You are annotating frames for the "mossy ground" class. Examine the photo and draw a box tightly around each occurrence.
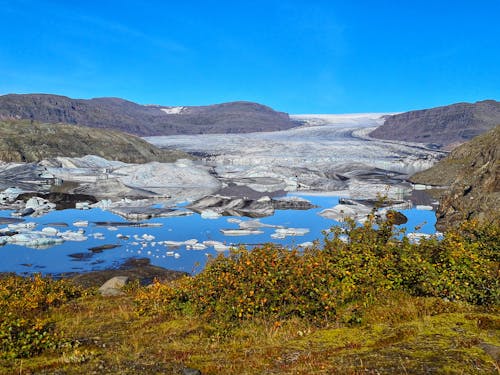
[1,291,498,374]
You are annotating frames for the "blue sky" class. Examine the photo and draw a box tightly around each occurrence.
[0,0,499,113]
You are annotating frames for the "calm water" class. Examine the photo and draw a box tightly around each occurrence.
[0,194,436,276]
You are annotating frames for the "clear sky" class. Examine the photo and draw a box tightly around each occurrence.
[1,0,499,114]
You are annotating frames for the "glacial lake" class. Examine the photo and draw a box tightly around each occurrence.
[0,194,437,276]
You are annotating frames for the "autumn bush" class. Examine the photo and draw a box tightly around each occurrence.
[135,217,499,326]
[0,274,85,359]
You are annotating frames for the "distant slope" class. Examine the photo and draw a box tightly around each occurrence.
[369,100,500,148]
[411,125,499,230]
[0,94,296,136]
[0,120,192,163]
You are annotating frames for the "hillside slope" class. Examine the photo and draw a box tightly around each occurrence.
[0,94,296,136]
[370,100,500,148]
[0,120,191,163]
[411,125,499,230]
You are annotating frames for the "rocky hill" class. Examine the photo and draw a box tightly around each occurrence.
[0,94,296,136]
[0,120,191,163]
[370,100,500,148]
[411,125,499,230]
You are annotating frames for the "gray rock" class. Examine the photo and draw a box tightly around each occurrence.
[98,276,129,296]
[182,368,202,375]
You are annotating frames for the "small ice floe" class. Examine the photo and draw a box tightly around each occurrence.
[116,233,129,240]
[271,228,309,239]
[41,227,58,236]
[298,241,314,248]
[92,232,106,240]
[73,220,89,227]
[107,226,118,231]
[319,203,371,222]
[131,241,139,246]
[8,222,37,231]
[413,184,432,190]
[25,197,56,215]
[213,243,230,252]
[164,240,184,247]
[92,199,113,209]
[220,229,264,236]
[190,243,207,250]
[200,209,221,219]
[202,240,220,246]
[6,233,63,248]
[142,234,155,241]
[58,230,88,242]
[238,219,283,230]
[166,251,175,256]
[416,205,433,210]
[75,202,90,210]
[174,252,181,259]
[407,233,432,243]
[184,239,198,246]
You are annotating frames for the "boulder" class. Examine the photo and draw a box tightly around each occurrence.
[98,276,129,296]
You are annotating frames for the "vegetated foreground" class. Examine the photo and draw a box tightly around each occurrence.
[0,216,498,374]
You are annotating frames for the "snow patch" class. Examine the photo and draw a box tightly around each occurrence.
[161,106,185,114]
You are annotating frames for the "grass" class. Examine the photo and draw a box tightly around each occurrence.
[0,293,498,374]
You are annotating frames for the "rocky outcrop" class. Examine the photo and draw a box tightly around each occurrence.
[411,126,499,230]
[0,119,191,163]
[0,94,297,136]
[369,100,500,148]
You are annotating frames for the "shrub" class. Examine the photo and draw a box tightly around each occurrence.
[0,274,85,359]
[135,218,499,326]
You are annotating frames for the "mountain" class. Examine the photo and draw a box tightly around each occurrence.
[411,125,499,230]
[369,100,500,148]
[0,94,296,136]
[0,119,191,163]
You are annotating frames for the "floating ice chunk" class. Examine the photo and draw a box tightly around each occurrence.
[8,222,37,231]
[75,202,90,210]
[58,230,88,242]
[407,233,432,243]
[298,241,314,248]
[220,229,264,236]
[41,227,58,236]
[73,220,89,227]
[213,243,230,252]
[184,239,198,246]
[166,251,175,256]
[164,240,184,247]
[92,199,113,209]
[26,197,56,212]
[174,253,181,259]
[107,226,118,231]
[93,232,105,239]
[190,243,207,250]
[273,228,309,237]
[142,234,155,241]
[200,209,221,219]
[415,205,433,210]
[6,233,64,248]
